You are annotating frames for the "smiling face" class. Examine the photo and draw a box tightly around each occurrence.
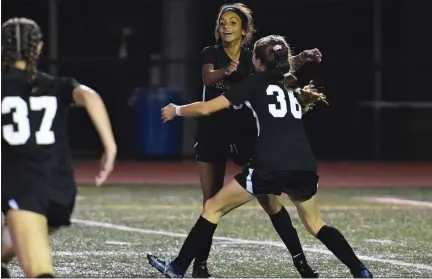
[217,11,245,44]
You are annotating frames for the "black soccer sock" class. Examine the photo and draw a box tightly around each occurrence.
[316,225,363,270]
[35,273,54,278]
[172,216,217,272]
[194,236,213,267]
[269,206,305,261]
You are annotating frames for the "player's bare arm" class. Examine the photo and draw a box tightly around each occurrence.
[161,96,231,122]
[202,62,238,86]
[72,85,117,186]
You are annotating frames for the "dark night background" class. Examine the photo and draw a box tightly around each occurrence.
[3,0,432,161]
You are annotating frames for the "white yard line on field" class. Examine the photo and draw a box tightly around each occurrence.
[360,197,432,208]
[72,218,432,271]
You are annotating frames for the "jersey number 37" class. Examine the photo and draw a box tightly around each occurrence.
[266,85,302,119]
[2,96,57,145]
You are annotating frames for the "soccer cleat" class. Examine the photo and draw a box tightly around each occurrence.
[192,261,212,278]
[146,253,185,278]
[293,259,319,278]
[1,262,10,278]
[351,264,373,278]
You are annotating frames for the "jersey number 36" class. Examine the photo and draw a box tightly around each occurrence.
[266,85,302,119]
[2,96,57,145]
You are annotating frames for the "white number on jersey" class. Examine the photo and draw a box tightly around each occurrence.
[266,85,302,119]
[2,96,57,145]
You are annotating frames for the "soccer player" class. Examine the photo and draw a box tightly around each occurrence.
[1,18,117,278]
[193,3,322,277]
[147,34,373,278]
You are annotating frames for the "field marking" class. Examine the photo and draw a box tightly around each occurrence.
[216,241,252,246]
[364,239,393,245]
[72,218,432,271]
[361,197,432,208]
[105,240,132,246]
[53,251,140,256]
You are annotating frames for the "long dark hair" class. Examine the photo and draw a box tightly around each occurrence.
[253,35,296,88]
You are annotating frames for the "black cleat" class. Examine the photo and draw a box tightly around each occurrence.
[1,262,10,278]
[294,259,319,278]
[146,253,185,278]
[192,261,212,278]
[351,264,373,278]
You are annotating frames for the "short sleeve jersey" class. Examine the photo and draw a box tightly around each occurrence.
[1,69,74,166]
[201,45,253,101]
[224,71,317,171]
[197,45,254,143]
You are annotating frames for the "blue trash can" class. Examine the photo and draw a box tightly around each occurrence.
[133,87,183,159]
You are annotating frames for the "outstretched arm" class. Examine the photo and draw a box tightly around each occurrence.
[161,95,231,122]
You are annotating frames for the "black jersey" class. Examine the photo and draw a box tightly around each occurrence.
[34,72,79,204]
[197,45,254,143]
[201,45,253,101]
[1,69,73,164]
[1,69,73,204]
[224,71,317,172]
[35,72,78,175]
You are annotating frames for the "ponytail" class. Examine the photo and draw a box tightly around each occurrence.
[254,35,296,87]
[272,44,296,88]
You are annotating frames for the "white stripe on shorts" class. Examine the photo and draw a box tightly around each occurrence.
[246,168,254,193]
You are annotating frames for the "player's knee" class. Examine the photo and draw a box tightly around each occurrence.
[260,198,283,215]
[202,198,224,223]
[201,189,212,206]
[264,199,282,215]
[302,217,325,236]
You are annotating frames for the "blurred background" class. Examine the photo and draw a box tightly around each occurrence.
[3,2,432,277]
[3,0,432,162]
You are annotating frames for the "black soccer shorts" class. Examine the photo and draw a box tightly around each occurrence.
[1,198,74,228]
[46,199,75,227]
[194,140,255,166]
[2,170,76,227]
[235,167,319,202]
[1,195,49,216]
[48,173,77,227]
[2,165,51,216]
[229,141,254,166]
[194,140,231,164]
